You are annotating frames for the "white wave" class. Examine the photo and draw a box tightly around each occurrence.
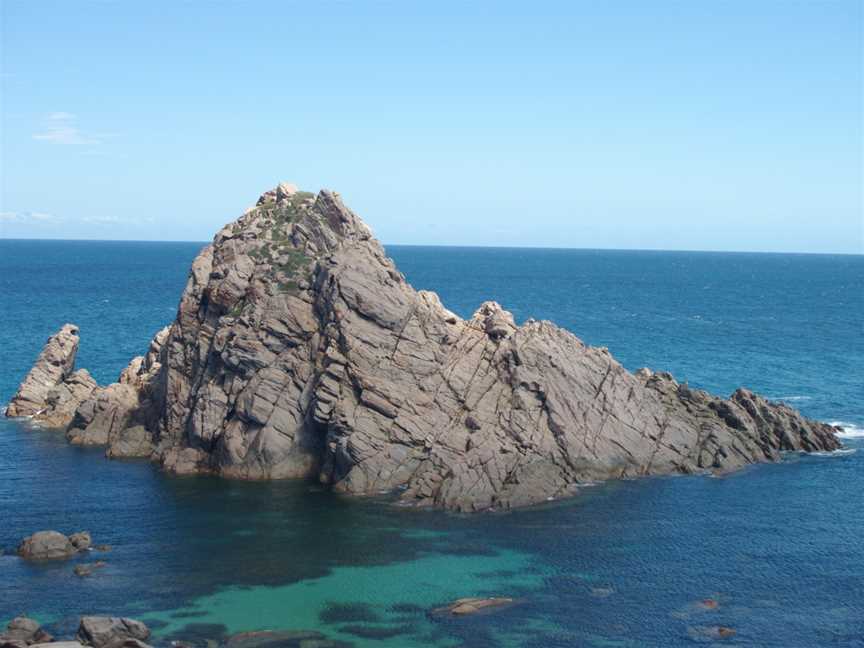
[772,395,812,402]
[830,421,864,439]
[810,448,857,457]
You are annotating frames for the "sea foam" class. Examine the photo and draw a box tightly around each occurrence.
[830,421,864,439]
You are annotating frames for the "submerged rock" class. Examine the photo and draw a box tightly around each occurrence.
[223,631,326,648]
[433,597,516,616]
[74,560,108,577]
[687,625,737,641]
[6,183,844,511]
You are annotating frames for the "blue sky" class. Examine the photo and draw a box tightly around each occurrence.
[1,1,861,252]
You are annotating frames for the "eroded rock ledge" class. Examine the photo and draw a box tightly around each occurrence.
[6,182,842,511]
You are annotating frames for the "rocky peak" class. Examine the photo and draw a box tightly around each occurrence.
[472,301,517,341]
[6,183,844,512]
[7,323,83,417]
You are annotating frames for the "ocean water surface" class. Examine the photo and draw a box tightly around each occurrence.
[1,240,862,647]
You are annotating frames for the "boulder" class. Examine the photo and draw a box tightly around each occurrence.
[0,617,52,647]
[67,383,140,446]
[17,530,77,560]
[76,617,150,648]
[0,618,38,645]
[70,531,92,551]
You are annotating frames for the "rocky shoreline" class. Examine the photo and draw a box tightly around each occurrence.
[0,616,358,648]
[6,182,843,511]
[1,587,521,648]
[1,615,150,648]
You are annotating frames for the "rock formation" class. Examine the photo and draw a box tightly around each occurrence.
[0,617,53,648]
[0,616,151,648]
[6,324,96,425]
[6,183,843,511]
[76,618,150,648]
[17,530,91,561]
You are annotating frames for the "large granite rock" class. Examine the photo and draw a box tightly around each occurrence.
[6,324,92,422]
[6,183,843,511]
[17,530,86,560]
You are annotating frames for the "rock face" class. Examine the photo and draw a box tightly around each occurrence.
[6,183,843,511]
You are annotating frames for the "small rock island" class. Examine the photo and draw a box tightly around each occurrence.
[7,183,842,511]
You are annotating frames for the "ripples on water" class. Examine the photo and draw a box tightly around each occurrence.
[1,241,862,647]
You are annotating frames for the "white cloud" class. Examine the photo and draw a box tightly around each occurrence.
[33,112,101,145]
[0,211,64,225]
[2,209,150,229]
[82,215,120,225]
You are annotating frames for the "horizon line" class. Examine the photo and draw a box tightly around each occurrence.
[0,236,861,257]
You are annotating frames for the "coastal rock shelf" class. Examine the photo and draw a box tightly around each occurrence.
[7,183,842,511]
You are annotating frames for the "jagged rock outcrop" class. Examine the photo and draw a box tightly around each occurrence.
[65,326,169,455]
[6,183,843,511]
[6,324,95,423]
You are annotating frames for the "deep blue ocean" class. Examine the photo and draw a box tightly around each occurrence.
[1,240,862,647]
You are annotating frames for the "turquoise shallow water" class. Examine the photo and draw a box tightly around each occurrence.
[1,240,862,647]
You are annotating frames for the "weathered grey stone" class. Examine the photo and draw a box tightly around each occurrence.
[67,382,140,446]
[8,183,843,511]
[6,324,90,421]
[76,617,149,648]
[17,530,77,560]
[40,369,99,428]
[0,617,49,646]
[70,530,92,550]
